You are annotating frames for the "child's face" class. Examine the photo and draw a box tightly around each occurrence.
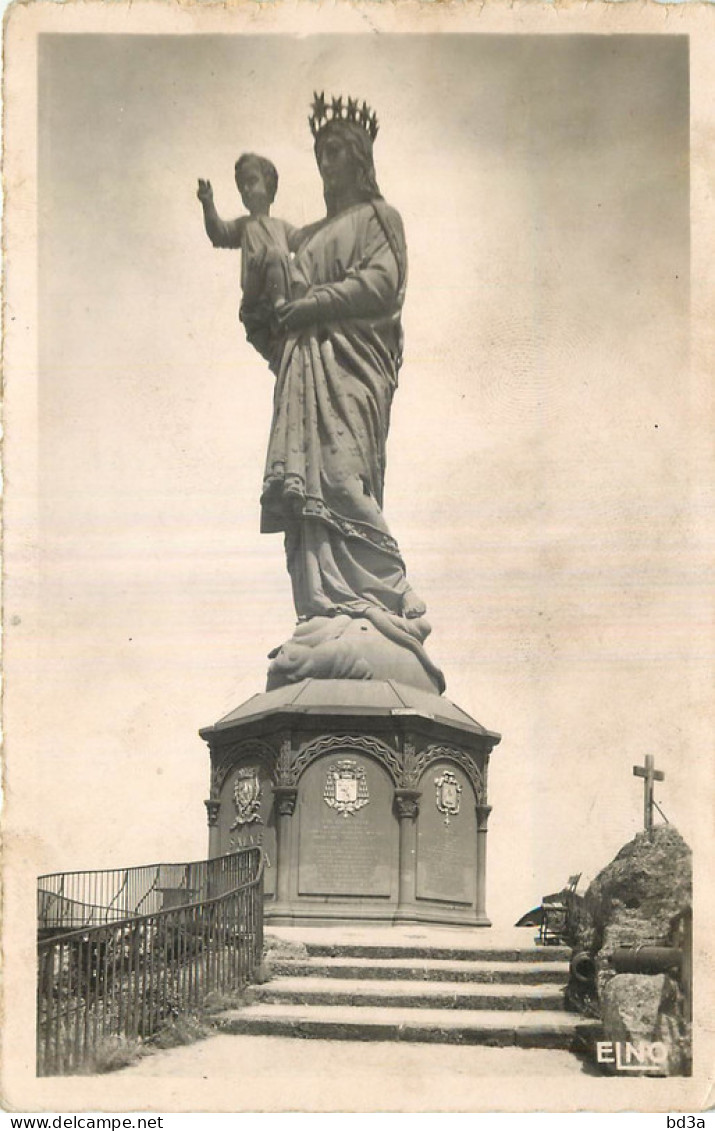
[236,161,271,215]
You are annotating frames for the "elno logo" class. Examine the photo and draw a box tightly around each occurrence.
[596,1040,668,1072]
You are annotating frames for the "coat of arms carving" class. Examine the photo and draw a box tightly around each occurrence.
[229,765,262,830]
[323,759,369,817]
[435,769,462,826]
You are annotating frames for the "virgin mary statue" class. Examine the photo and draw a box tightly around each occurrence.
[256,96,443,692]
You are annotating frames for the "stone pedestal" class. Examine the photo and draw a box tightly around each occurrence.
[200,679,500,927]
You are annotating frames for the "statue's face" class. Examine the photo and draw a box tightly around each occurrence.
[317,134,356,197]
[236,161,270,215]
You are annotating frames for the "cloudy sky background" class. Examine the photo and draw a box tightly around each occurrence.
[32,32,695,922]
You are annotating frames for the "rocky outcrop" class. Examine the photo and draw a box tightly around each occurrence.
[576,827,691,970]
[568,826,691,1075]
[601,973,689,1076]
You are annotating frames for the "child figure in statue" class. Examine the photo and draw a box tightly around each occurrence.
[197,153,304,363]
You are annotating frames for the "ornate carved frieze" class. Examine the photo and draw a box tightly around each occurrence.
[289,733,401,786]
[402,741,420,789]
[275,737,294,788]
[403,742,485,802]
[210,738,277,797]
[481,753,490,798]
[209,732,486,809]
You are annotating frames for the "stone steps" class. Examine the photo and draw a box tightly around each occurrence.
[304,943,570,963]
[219,1003,599,1049]
[233,932,597,1051]
[271,956,571,984]
[254,975,566,1011]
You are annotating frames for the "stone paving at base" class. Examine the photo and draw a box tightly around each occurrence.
[267,924,543,951]
[113,925,598,1107]
[116,1032,590,1104]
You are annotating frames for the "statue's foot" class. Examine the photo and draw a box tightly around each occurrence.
[401,587,427,619]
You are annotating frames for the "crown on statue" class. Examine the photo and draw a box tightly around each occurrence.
[309,92,379,142]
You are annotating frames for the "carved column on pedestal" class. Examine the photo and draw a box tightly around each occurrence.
[475,803,492,925]
[394,788,421,918]
[204,798,221,859]
[273,785,298,907]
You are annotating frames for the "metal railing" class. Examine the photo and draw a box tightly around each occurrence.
[38,852,257,933]
[37,847,263,1076]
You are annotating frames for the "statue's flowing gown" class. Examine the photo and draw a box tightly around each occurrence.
[261,199,414,623]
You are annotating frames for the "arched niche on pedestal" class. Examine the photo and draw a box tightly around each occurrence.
[415,756,478,912]
[295,745,399,904]
[216,754,277,897]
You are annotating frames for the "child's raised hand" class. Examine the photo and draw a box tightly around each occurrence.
[197,179,213,203]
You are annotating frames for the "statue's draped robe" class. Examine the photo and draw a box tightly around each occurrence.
[260,200,413,622]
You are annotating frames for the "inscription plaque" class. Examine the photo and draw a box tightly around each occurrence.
[416,762,476,905]
[298,754,396,897]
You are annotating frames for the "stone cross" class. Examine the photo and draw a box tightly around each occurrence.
[633,754,665,834]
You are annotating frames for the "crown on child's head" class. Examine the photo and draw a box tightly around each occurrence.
[309,92,379,142]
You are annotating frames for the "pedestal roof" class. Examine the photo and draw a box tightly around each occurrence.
[202,678,499,741]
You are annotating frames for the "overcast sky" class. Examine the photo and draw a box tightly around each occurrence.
[33,32,693,922]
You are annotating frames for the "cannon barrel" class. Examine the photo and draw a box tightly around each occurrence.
[609,946,682,975]
[570,951,597,985]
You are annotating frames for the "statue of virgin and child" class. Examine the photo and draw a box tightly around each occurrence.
[198,94,444,693]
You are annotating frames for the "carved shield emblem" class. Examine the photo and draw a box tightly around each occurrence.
[229,766,262,829]
[435,769,462,826]
[335,776,358,805]
[323,759,369,817]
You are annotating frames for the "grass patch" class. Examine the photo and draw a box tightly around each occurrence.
[60,988,263,1075]
[41,960,270,1075]
[202,986,258,1014]
[146,1013,212,1050]
[81,1036,143,1075]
